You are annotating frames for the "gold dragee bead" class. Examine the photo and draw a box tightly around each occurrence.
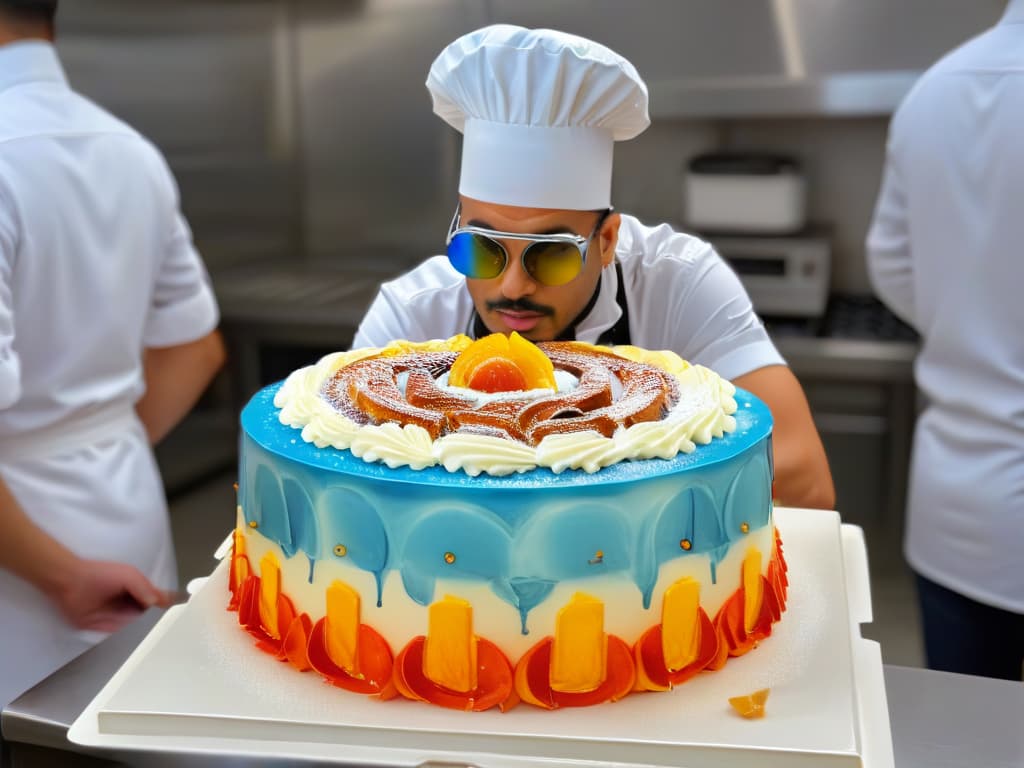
[248,520,258,529]
[680,539,692,551]
[333,544,347,557]
[740,522,750,534]
[444,551,456,564]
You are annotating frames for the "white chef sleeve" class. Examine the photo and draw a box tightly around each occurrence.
[641,240,783,382]
[142,189,220,349]
[866,143,916,328]
[351,285,418,349]
[683,255,783,380]
[350,258,469,349]
[0,183,21,409]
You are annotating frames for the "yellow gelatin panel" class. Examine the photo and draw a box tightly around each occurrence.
[326,580,361,675]
[233,551,250,593]
[258,551,281,640]
[662,577,701,672]
[424,595,477,693]
[551,592,607,693]
[743,549,764,634]
[233,526,247,557]
[232,527,249,593]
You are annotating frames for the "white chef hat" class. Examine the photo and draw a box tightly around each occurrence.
[426,24,650,211]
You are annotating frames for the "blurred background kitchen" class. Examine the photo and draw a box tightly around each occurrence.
[53,0,1007,668]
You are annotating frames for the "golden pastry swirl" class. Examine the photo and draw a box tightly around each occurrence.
[322,342,680,446]
[274,336,738,476]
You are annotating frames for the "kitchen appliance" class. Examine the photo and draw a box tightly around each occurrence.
[707,232,831,319]
[684,153,807,234]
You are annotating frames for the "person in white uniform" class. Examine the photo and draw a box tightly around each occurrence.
[866,1,1024,680]
[353,25,834,511]
[0,1,227,708]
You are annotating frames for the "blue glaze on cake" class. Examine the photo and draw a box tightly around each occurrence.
[239,382,774,632]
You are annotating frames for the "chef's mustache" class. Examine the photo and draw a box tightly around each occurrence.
[485,297,554,316]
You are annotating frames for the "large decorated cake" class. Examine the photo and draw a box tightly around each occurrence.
[227,333,787,711]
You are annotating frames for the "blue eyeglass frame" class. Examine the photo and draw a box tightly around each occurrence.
[444,203,612,285]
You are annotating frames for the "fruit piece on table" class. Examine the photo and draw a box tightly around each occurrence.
[729,687,770,718]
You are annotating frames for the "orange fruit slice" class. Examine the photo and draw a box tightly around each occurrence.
[467,358,529,392]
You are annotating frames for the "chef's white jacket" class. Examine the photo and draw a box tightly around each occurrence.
[353,214,784,382]
[867,1,1024,613]
[0,41,219,706]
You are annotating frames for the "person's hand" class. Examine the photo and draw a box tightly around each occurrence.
[50,558,177,633]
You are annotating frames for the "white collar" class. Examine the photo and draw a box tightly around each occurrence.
[0,40,67,94]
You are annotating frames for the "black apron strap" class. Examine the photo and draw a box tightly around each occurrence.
[596,261,631,346]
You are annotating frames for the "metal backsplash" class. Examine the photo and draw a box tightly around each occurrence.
[293,0,485,270]
[53,0,1006,277]
[57,0,299,269]
[488,0,1005,117]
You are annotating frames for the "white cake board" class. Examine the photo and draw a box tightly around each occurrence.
[69,508,894,767]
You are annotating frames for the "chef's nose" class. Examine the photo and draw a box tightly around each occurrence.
[498,244,537,300]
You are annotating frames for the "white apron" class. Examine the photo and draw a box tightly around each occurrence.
[0,41,218,710]
[0,404,176,708]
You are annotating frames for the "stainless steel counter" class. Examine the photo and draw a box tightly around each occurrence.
[775,335,917,382]
[4,609,1022,768]
[212,263,388,407]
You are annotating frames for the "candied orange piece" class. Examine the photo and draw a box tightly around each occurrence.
[449,334,507,387]
[449,333,555,391]
[468,358,528,393]
[393,636,514,711]
[508,331,556,389]
[513,635,636,710]
[729,687,770,719]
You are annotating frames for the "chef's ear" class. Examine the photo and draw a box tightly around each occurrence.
[599,212,621,268]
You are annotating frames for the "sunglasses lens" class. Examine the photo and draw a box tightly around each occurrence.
[447,232,506,279]
[523,241,584,286]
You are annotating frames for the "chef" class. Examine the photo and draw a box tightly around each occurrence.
[352,24,834,510]
[867,0,1024,679]
[0,1,226,708]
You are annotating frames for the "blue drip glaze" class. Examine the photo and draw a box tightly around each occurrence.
[708,541,733,585]
[283,478,317,564]
[401,568,434,607]
[239,383,774,615]
[510,578,557,634]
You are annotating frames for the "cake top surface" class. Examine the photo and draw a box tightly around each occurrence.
[245,382,771,488]
[249,334,773,484]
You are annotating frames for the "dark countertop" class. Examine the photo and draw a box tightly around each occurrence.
[4,608,1022,768]
[776,335,917,381]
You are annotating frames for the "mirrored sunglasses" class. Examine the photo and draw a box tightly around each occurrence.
[445,205,611,287]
